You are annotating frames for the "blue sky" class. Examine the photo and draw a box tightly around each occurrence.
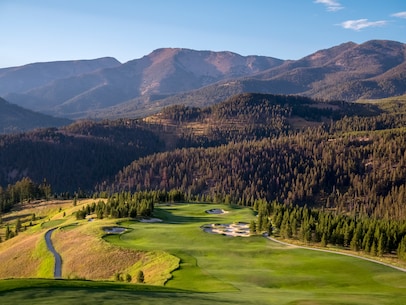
[0,0,405,68]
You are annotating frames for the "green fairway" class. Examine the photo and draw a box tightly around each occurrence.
[1,203,406,304]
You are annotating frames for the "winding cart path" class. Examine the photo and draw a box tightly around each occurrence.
[45,228,62,278]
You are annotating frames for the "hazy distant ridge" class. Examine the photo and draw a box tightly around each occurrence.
[0,97,71,134]
[1,40,405,119]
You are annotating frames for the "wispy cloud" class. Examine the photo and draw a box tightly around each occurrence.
[314,0,343,12]
[392,11,406,19]
[340,19,387,31]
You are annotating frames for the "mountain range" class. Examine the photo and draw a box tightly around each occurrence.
[0,97,71,134]
[0,39,405,120]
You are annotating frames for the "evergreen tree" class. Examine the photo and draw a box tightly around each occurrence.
[136,270,145,283]
[15,218,22,234]
[249,220,257,234]
[397,236,406,261]
[5,225,11,240]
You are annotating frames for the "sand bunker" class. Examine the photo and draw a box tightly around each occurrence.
[103,226,126,234]
[205,209,228,214]
[201,222,250,237]
[139,218,163,223]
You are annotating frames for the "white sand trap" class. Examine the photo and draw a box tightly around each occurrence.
[139,217,163,223]
[205,208,228,214]
[201,222,250,237]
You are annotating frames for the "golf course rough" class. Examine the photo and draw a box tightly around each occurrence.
[1,203,405,305]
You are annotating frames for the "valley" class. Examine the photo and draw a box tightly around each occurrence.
[1,40,406,304]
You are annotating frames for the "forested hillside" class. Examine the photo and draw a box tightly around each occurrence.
[1,93,405,221]
[104,94,406,221]
[1,92,406,261]
[0,119,164,193]
[144,93,380,148]
[106,124,406,220]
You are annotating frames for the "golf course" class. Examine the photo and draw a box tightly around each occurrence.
[1,202,406,304]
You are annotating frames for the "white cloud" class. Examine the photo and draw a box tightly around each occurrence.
[340,19,387,31]
[314,0,343,12]
[392,11,406,18]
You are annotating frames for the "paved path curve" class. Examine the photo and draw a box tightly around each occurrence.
[266,235,406,273]
[45,228,62,278]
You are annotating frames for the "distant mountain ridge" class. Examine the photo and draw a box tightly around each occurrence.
[0,57,121,96]
[0,97,71,134]
[1,40,405,119]
[3,48,282,118]
[250,40,406,100]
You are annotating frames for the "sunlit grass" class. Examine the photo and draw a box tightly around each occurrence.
[1,202,406,304]
[32,232,54,278]
[358,94,406,114]
[104,203,406,303]
[0,232,43,278]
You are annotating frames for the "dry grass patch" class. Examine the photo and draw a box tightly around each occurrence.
[52,224,177,283]
[51,199,98,220]
[11,200,72,219]
[0,232,43,278]
[0,199,89,239]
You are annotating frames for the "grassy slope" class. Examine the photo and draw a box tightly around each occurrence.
[106,204,406,304]
[0,200,78,278]
[1,203,406,304]
[0,199,178,283]
[358,94,406,114]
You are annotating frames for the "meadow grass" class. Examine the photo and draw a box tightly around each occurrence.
[1,202,406,304]
[359,94,406,114]
[31,231,54,278]
[41,219,67,229]
[0,199,88,239]
[0,232,43,278]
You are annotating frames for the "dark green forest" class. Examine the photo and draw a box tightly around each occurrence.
[107,125,406,220]
[251,199,406,261]
[0,177,51,213]
[76,189,185,220]
[0,119,165,193]
[1,93,406,259]
[100,94,406,221]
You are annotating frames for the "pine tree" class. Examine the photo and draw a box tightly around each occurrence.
[5,225,11,240]
[15,218,22,234]
[249,220,257,234]
[320,233,327,247]
[267,220,273,236]
[377,233,385,257]
[136,270,145,283]
[397,236,406,261]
